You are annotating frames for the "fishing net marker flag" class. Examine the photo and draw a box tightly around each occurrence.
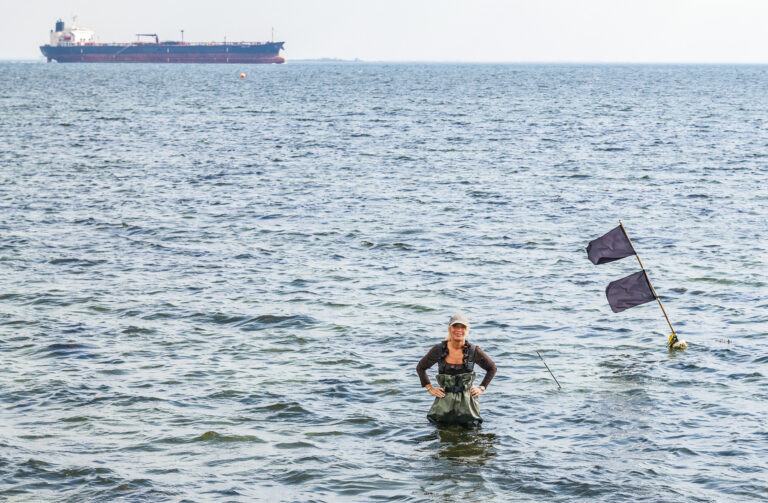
[586,222,685,349]
[586,225,636,265]
[605,270,656,313]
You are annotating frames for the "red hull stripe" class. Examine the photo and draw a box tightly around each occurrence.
[50,54,285,63]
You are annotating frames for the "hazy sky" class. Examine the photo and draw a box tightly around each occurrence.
[4,0,768,62]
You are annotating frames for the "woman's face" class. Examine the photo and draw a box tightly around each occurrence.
[449,323,467,341]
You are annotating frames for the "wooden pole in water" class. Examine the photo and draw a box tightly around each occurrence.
[618,221,677,338]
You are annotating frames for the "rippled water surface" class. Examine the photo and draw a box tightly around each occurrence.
[1,62,767,502]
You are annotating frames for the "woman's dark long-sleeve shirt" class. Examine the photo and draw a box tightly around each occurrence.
[416,341,497,389]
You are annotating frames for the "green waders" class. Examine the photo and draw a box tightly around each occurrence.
[426,343,483,427]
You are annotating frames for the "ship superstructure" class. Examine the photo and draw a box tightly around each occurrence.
[49,19,95,46]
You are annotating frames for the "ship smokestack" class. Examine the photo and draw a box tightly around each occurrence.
[55,19,65,32]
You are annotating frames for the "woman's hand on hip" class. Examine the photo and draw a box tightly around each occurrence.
[427,386,445,398]
[470,385,485,397]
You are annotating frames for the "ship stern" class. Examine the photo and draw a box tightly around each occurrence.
[40,45,53,62]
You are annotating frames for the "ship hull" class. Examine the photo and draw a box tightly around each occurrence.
[40,42,285,63]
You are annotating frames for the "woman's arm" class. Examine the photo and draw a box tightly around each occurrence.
[475,346,497,389]
[416,344,442,387]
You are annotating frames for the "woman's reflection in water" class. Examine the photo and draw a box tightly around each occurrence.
[434,424,498,463]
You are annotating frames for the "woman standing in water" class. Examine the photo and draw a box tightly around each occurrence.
[416,314,497,426]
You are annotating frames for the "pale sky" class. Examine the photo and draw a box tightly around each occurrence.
[3,0,768,62]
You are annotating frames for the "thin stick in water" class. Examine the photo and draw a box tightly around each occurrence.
[536,351,562,389]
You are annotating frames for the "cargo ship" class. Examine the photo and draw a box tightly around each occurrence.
[40,19,285,64]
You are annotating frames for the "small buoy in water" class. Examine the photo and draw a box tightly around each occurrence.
[668,333,688,350]
[240,73,246,79]
[670,339,688,350]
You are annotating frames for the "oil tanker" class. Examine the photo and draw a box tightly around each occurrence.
[40,19,285,64]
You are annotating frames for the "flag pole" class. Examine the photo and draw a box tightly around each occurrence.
[618,221,677,338]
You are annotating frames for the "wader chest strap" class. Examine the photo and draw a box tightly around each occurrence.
[436,343,447,374]
[467,343,476,372]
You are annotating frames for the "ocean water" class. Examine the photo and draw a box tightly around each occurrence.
[1,61,767,502]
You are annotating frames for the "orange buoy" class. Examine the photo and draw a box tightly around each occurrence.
[240,73,246,79]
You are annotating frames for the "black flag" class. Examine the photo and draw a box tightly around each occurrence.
[587,225,635,265]
[605,270,656,313]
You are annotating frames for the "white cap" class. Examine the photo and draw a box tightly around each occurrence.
[448,313,469,328]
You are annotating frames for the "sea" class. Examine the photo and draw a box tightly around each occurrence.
[1,61,766,502]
